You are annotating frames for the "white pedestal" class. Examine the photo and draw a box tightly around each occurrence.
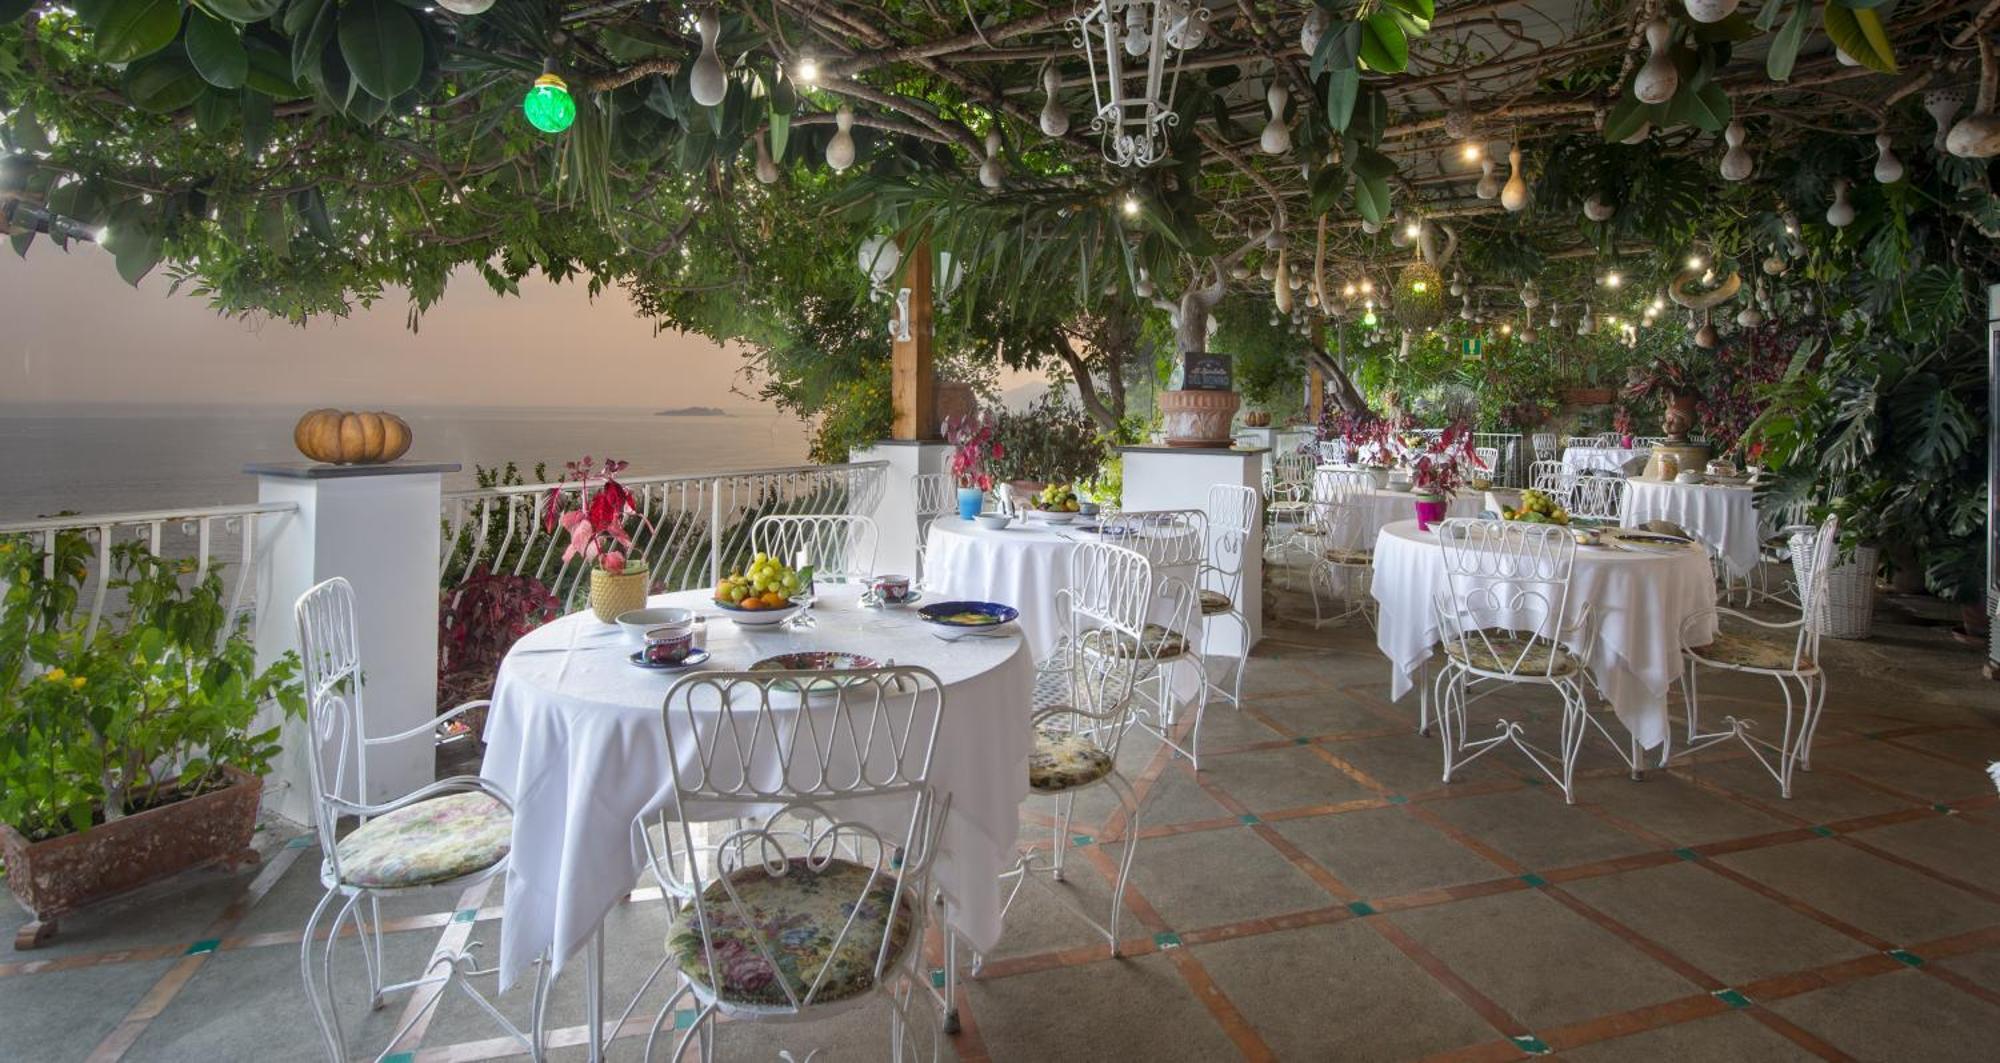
[249,460,458,823]
[1119,446,1267,658]
[850,440,953,581]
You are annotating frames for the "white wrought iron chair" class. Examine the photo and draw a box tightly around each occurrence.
[1096,508,1207,767]
[1569,474,1628,522]
[749,514,880,583]
[1430,520,1639,803]
[1199,484,1258,711]
[911,473,955,588]
[1473,446,1500,477]
[1528,459,1571,498]
[1298,467,1377,629]
[1736,500,1815,607]
[998,540,1151,958]
[1531,432,1558,465]
[637,666,950,1062]
[1263,447,1316,553]
[1672,517,1839,798]
[295,577,546,1063]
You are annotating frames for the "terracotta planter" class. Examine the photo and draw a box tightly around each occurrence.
[1007,480,1048,501]
[589,563,650,623]
[1561,387,1616,405]
[1243,409,1272,428]
[1662,390,1700,443]
[2,766,263,949]
[1159,388,1241,447]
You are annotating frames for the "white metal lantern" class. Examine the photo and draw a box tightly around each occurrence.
[1068,0,1210,167]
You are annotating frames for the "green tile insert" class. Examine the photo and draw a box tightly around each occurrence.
[1810,825,1836,838]
[1293,736,1312,745]
[185,938,220,955]
[452,908,478,924]
[1154,931,1182,950]
[1520,873,1548,888]
[674,1010,697,1030]
[284,835,315,849]
[1510,1034,1552,1054]
[1888,948,1925,968]
[1932,803,1956,815]
[1386,794,1409,805]
[383,1054,415,1063]
[1713,988,1751,1009]
[930,968,946,988]
[1239,813,1262,825]
[1071,834,1093,848]
[1673,847,1701,862]
[1347,900,1377,917]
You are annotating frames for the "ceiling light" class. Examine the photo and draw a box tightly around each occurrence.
[1461,142,1482,162]
[1359,279,1373,294]
[795,57,820,84]
[1500,323,1512,335]
[1685,254,1704,269]
[1603,271,1622,289]
[1121,194,1141,217]
[1403,221,1421,239]
[1343,282,1357,297]
[1412,280,1428,293]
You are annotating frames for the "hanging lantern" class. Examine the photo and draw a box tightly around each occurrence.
[689,10,728,107]
[857,235,901,290]
[522,64,576,134]
[826,106,857,171]
[1070,0,1210,167]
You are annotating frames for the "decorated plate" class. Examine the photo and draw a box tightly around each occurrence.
[750,651,881,672]
[627,648,711,671]
[1604,528,1696,555]
[917,601,1020,628]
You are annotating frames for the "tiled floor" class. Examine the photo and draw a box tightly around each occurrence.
[5,595,1999,1061]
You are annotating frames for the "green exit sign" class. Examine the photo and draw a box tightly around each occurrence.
[1461,337,1483,357]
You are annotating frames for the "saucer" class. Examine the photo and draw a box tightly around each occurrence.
[628,648,711,671]
[862,590,925,609]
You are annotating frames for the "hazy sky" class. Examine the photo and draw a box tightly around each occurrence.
[0,244,758,409]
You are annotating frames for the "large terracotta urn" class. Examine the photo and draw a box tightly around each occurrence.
[1160,388,1241,447]
[1662,389,1700,443]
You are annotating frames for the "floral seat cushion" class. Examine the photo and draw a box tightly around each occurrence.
[1081,623,1189,660]
[1441,633,1577,677]
[1323,547,1373,566]
[668,858,913,1010]
[1029,729,1115,792]
[1198,589,1232,616]
[333,792,511,889]
[1688,631,1808,672]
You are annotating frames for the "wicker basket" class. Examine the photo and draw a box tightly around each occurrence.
[1790,534,1877,640]
[589,564,651,624]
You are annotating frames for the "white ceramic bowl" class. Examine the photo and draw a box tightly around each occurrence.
[973,512,1013,531]
[616,607,694,646]
[711,597,808,627]
[1029,509,1080,524]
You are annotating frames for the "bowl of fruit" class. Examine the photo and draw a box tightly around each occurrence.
[712,554,813,626]
[1500,489,1571,527]
[1027,483,1083,523]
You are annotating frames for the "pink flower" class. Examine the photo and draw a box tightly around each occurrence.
[602,550,626,574]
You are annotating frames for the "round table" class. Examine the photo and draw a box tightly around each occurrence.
[1310,478,1488,540]
[1621,477,1760,578]
[1562,445,1649,478]
[479,585,1034,991]
[1369,519,1717,751]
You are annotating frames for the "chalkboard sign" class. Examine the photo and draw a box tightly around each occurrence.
[1182,352,1233,391]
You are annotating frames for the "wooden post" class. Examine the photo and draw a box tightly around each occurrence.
[892,239,937,440]
[1308,321,1327,426]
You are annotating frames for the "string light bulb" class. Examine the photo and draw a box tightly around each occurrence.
[1461,142,1481,162]
[1685,254,1704,269]
[1121,194,1141,217]
[522,62,575,134]
[795,56,820,83]
[1603,270,1622,289]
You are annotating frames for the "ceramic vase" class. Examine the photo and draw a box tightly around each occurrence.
[1413,493,1447,532]
[590,563,650,623]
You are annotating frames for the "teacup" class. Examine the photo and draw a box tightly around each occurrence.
[871,574,913,604]
[643,622,695,665]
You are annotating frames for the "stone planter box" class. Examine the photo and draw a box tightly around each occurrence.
[1,766,264,949]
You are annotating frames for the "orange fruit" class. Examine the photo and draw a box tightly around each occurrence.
[762,592,785,607]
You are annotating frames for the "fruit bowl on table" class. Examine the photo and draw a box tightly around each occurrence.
[711,596,810,626]
[917,600,1020,640]
[1027,508,1081,525]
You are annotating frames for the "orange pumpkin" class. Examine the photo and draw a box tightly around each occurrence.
[293,409,414,465]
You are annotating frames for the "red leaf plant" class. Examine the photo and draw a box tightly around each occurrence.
[943,413,1003,491]
[541,456,650,574]
[1408,422,1482,502]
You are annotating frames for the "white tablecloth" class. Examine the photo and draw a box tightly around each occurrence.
[1622,478,1760,578]
[1369,520,1717,751]
[1309,480,1487,540]
[1563,445,1649,478]
[480,586,1034,989]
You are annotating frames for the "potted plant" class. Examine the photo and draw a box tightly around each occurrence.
[1407,424,1480,532]
[544,456,650,622]
[1612,406,1636,448]
[985,394,1106,501]
[0,536,305,948]
[943,412,1002,519]
[1624,350,1709,443]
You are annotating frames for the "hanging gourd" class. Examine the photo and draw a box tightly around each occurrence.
[1039,67,1070,137]
[1736,301,1766,328]
[1500,144,1530,212]
[435,0,493,13]
[1633,20,1678,105]
[1260,83,1292,156]
[1719,121,1752,181]
[1389,211,1411,248]
[978,130,1004,189]
[1873,133,1904,183]
[1520,281,1540,309]
[1577,303,1595,335]
[1762,254,1787,275]
[1135,268,1155,298]
[1683,0,1739,23]
[1274,250,1294,314]
[1449,273,1464,297]
[754,131,779,184]
[1582,194,1615,222]
[689,10,727,107]
[1547,303,1562,328]
[1301,8,1329,56]
[1475,157,1500,199]
[1946,37,2000,158]
[1925,87,1966,151]
[826,107,857,171]
[1360,217,1382,234]
[1826,177,1855,227]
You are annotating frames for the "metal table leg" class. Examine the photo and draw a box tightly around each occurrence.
[583,926,606,1062]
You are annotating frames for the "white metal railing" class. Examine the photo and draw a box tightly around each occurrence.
[440,462,889,605]
[0,502,300,640]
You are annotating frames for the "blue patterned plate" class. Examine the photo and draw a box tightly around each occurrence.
[917,601,1020,628]
[627,648,711,671]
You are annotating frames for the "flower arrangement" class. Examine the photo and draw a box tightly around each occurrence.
[943,412,1003,490]
[542,456,646,574]
[1408,423,1482,501]
[1319,407,1396,467]
[1612,406,1635,447]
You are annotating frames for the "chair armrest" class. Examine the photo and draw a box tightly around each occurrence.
[364,700,491,746]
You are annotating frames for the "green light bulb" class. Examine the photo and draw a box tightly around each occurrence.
[1361,308,1378,328]
[523,73,575,134]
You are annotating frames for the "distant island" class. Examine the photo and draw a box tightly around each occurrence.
[655,406,728,416]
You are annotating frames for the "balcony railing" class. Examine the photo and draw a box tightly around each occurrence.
[439,462,889,605]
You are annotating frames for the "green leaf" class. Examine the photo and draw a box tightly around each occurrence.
[1310,20,1359,80]
[240,87,273,155]
[1667,81,1731,132]
[1767,0,1808,81]
[1351,143,1396,181]
[11,229,33,257]
[186,9,249,89]
[102,210,164,285]
[192,88,234,133]
[196,0,284,21]
[337,0,423,101]
[1753,0,1786,31]
[1600,88,1651,143]
[124,50,208,113]
[1358,13,1409,73]
[1823,4,1897,74]
[768,107,789,162]
[11,104,51,153]
[1384,0,1434,21]
[94,0,182,64]
[1832,0,1893,8]
[1324,64,1359,132]
[256,197,288,255]
[1353,171,1391,224]
[243,38,302,99]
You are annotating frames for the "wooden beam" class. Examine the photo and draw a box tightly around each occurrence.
[891,238,937,441]
[1308,320,1327,428]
